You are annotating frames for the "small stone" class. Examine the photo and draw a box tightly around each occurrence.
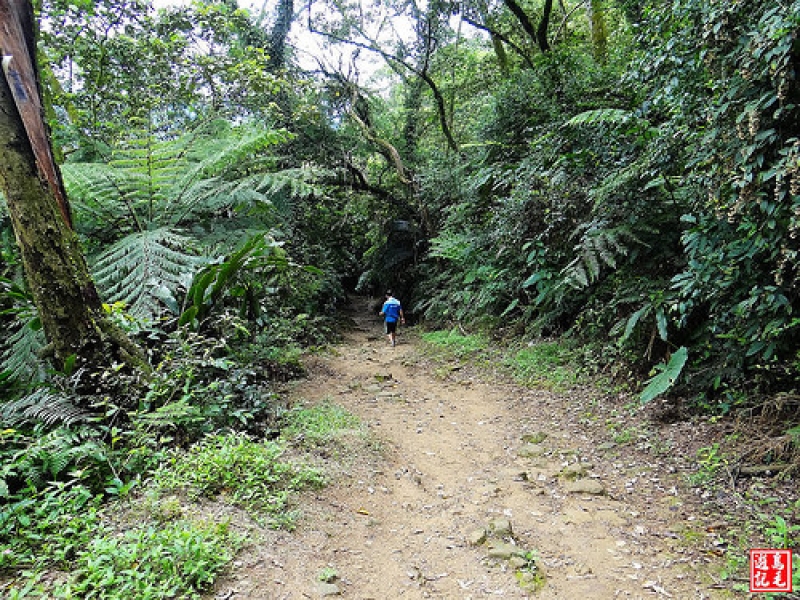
[487,541,520,559]
[488,518,513,538]
[316,582,341,596]
[518,571,537,584]
[509,556,528,569]
[467,528,487,546]
[565,479,606,495]
[573,563,593,576]
[597,442,617,451]
[560,463,590,479]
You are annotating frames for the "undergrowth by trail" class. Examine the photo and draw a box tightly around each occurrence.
[0,403,353,599]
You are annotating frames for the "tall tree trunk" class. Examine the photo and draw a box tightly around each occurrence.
[0,0,145,373]
[503,0,553,53]
[267,0,294,72]
[587,0,607,63]
[491,33,510,75]
[402,77,424,162]
[502,0,539,50]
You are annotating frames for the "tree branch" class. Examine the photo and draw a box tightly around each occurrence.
[461,15,535,69]
[307,0,459,152]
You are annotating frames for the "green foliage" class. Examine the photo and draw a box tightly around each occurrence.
[51,520,236,599]
[421,330,489,359]
[1,482,236,599]
[280,402,362,448]
[152,432,324,527]
[0,426,115,498]
[636,0,800,394]
[62,122,295,321]
[136,331,286,439]
[179,231,289,330]
[1,387,92,428]
[0,279,46,386]
[506,342,579,391]
[406,0,800,411]
[40,0,285,146]
[0,314,46,387]
[639,347,688,404]
[687,443,726,487]
[0,481,102,571]
[93,228,202,320]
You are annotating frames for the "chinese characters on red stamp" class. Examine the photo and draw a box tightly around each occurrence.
[750,549,792,593]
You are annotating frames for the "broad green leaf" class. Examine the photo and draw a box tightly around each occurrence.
[640,347,688,404]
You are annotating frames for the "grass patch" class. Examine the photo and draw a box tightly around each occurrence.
[0,482,102,572]
[280,402,362,448]
[421,330,489,359]
[1,416,339,597]
[421,330,581,390]
[505,342,579,390]
[152,432,324,528]
[50,519,237,599]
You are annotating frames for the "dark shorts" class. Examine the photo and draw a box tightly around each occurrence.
[386,320,398,334]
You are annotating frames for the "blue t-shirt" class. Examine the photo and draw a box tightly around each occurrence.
[382,297,402,322]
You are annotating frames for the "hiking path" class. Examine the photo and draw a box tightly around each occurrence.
[211,297,727,600]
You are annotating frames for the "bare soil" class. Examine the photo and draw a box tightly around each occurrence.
[209,299,741,600]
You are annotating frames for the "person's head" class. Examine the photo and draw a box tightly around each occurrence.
[385,290,393,298]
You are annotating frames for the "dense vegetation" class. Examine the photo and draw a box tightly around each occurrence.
[1,0,798,595]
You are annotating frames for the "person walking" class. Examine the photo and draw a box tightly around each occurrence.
[380,290,405,347]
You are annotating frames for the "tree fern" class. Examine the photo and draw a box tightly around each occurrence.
[62,122,293,237]
[61,121,325,319]
[92,228,203,320]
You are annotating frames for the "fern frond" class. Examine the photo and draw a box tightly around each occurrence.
[566,108,636,127]
[1,315,46,384]
[132,398,205,431]
[180,124,292,182]
[92,227,204,319]
[62,162,140,230]
[562,222,639,288]
[254,168,324,220]
[2,387,91,427]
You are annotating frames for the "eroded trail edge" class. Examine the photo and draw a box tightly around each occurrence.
[212,301,724,599]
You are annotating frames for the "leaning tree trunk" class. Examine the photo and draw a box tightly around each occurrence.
[0,0,145,373]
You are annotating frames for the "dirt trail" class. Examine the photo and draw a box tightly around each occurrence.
[212,299,725,599]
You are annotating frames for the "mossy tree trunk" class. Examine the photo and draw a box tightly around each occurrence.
[0,0,145,373]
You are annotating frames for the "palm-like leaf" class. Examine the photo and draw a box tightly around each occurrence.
[60,121,315,319]
[93,228,203,319]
